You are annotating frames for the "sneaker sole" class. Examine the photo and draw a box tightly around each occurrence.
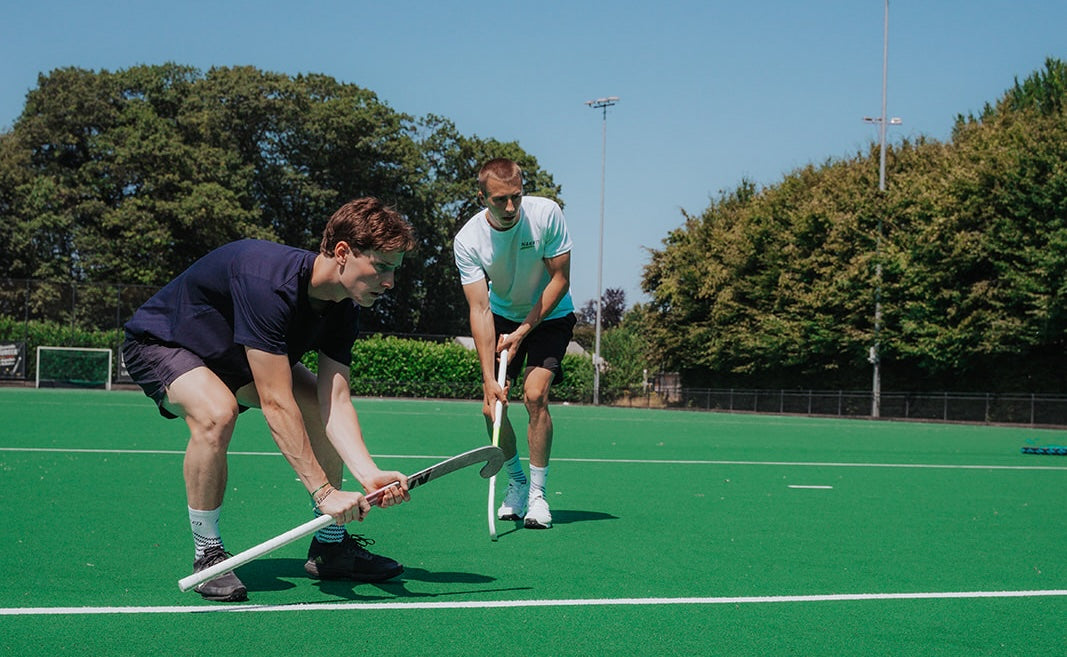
[498,512,524,521]
[195,585,248,602]
[304,560,404,583]
[523,518,552,529]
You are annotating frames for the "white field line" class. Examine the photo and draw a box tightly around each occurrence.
[2,589,1066,616]
[2,446,1067,471]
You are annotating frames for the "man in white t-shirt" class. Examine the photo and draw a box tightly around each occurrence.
[453,158,576,529]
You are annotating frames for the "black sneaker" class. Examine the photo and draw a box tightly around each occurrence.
[192,547,248,602]
[304,533,404,582]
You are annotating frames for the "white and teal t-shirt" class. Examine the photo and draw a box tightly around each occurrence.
[453,196,575,323]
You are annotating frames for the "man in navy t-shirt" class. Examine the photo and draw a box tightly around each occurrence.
[123,197,416,602]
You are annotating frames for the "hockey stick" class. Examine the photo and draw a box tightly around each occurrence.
[178,445,504,592]
[487,348,509,542]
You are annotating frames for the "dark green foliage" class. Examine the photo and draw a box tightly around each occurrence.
[0,315,122,378]
[643,58,1067,393]
[0,64,557,336]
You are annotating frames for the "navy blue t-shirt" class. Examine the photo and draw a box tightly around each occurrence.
[125,239,360,386]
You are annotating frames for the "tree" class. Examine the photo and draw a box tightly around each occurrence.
[0,64,559,335]
[576,288,627,328]
[641,59,1067,392]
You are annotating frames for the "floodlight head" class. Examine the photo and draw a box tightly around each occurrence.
[586,96,620,108]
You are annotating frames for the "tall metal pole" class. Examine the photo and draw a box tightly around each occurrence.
[861,0,901,419]
[585,96,619,405]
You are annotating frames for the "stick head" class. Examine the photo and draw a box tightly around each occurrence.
[405,445,505,492]
[479,446,505,479]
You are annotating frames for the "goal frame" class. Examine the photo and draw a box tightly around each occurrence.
[35,346,113,391]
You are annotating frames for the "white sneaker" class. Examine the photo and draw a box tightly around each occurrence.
[524,492,552,529]
[497,480,528,520]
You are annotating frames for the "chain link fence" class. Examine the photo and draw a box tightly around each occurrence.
[0,278,158,336]
[615,387,1067,428]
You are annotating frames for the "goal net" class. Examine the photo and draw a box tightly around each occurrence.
[36,346,113,390]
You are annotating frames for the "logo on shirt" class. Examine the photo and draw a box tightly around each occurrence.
[520,240,536,250]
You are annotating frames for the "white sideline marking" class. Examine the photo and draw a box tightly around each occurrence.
[2,590,1066,616]
[2,447,1067,471]
[789,485,833,489]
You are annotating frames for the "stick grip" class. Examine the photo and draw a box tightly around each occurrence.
[492,348,509,432]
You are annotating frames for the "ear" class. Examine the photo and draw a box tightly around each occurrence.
[333,241,351,262]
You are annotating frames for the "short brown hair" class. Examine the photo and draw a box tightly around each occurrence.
[477,158,523,194]
[320,197,416,256]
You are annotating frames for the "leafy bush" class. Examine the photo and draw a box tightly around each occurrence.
[2,316,597,402]
[0,315,122,377]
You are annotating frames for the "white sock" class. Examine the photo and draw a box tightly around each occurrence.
[505,454,527,484]
[188,506,223,559]
[529,464,549,498]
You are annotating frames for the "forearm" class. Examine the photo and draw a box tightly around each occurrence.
[469,303,500,384]
[519,274,569,333]
[317,357,381,489]
[322,400,378,487]
[260,399,330,493]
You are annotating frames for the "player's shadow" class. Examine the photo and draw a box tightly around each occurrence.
[235,559,530,601]
[550,509,618,525]
[493,509,617,539]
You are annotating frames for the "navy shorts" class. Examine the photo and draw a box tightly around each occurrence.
[493,312,576,384]
[121,333,251,419]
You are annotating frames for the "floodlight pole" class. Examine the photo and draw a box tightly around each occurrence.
[585,96,619,406]
[862,0,901,419]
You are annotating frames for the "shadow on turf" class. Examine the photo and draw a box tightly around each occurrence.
[234,558,532,601]
[550,509,618,525]
[491,509,617,539]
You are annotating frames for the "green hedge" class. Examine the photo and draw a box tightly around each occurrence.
[0,316,596,403]
[308,334,596,404]
[0,315,123,378]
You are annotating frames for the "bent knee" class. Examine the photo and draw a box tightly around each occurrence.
[185,402,240,446]
[523,387,550,412]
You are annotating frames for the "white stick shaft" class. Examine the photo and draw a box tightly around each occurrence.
[493,348,509,431]
[178,514,333,592]
[487,349,508,541]
[179,482,397,592]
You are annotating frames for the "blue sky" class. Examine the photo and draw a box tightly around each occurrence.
[2,1,1065,309]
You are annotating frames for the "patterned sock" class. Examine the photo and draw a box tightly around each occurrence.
[529,464,549,498]
[188,506,224,559]
[505,454,527,484]
[313,508,346,543]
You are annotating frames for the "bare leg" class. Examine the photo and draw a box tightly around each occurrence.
[163,367,240,510]
[523,367,555,468]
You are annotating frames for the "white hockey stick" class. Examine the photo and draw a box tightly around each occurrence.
[487,348,509,542]
[178,445,504,592]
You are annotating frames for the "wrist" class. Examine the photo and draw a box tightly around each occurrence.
[311,482,334,507]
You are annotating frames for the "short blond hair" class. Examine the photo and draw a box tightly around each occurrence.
[477,158,522,194]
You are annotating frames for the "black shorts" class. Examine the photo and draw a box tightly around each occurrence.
[121,333,251,419]
[493,313,576,385]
